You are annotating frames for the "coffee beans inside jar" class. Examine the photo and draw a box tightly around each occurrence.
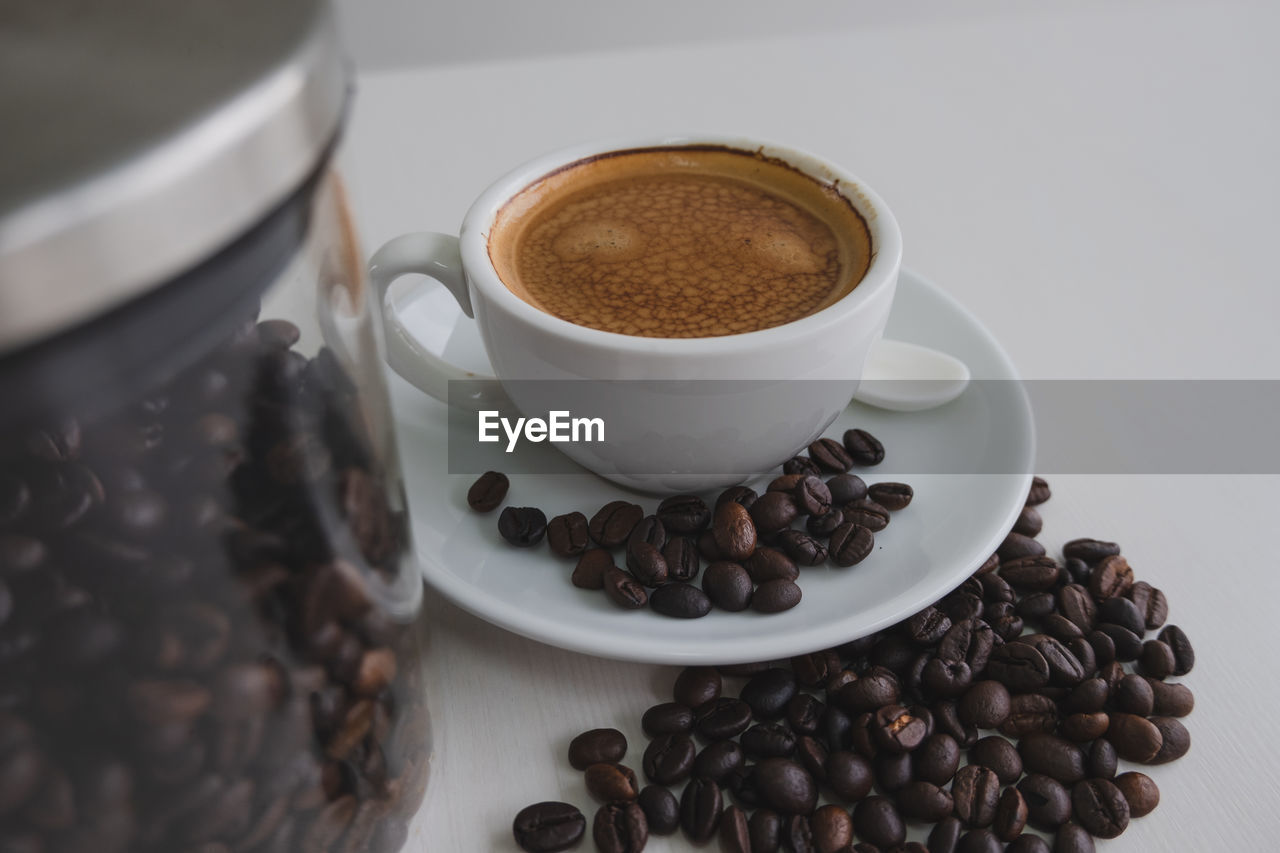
[0,316,428,853]
[513,477,1193,851]
[469,429,911,619]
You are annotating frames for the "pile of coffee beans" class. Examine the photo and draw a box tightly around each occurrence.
[469,430,914,618]
[0,317,427,852]
[513,477,1193,851]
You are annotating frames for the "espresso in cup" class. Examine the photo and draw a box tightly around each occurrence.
[487,146,873,338]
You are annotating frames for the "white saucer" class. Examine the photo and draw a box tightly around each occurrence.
[391,268,1034,664]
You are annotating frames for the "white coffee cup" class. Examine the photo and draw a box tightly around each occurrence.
[370,134,902,493]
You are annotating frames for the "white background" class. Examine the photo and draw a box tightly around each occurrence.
[333,1,1279,849]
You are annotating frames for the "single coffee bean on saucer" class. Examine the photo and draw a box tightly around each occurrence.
[753,579,802,613]
[589,500,644,547]
[702,561,753,611]
[513,801,586,852]
[843,499,890,532]
[828,522,874,567]
[547,511,589,557]
[602,568,648,610]
[662,536,701,582]
[809,437,854,473]
[826,472,868,505]
[784,456,823,477]
[572,548,613,590]
[713,501,757,561]
[467,470,509,512]
[868,481,913,510]
[794,475,833,515]
[627,514,667,551]
[655,494,710,534]
[649,582,712,619]
[499,506,548,547]
[842,428,885,466]
[716,484,759,510]
[625,542,669,587]
[750,491,800,536]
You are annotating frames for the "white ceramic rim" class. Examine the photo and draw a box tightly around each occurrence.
[456,133,904,357]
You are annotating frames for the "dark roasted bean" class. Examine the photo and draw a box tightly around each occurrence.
[655,494,710,534]
[1113,771,1159,817]
[649,582,711,618]
[680,777,722,842]
[1070,778,1129,838]
[868,482,913,511]
[572,548,612,590]
[1012,505,1043,537]
[985,643,1050,691]
[843,500,890,532]
[466,471,509,512]
[755,757,818,815]
[1147,678,1195,717]
[626,514,667,552]
[742,723,798,759]
[713,501,757,561]
[701,561,753,611]
[999,693,1059,739]
[853,795,904,847]
[637,785,680,835]
[826,473,868,505]
[1086,738,1118,780]
[811,804,854,852]
[750,808,783,853]
[626,542,669,587]
[826,751,874,802]
[913,733,961,786]
[753,579,802,613]
[898,780,954,822]
[794,476,833,516]
[810,437,854,472]
[776,529,828,566]
[1114,674,1154,715]
[593,801,648,853]
[1000,556,1061,591]
[744,547,799,583]
[584,762,640,803]
[750,492,799,537]
[641,703,693,737]
[568,728,627,770]
[1157,625,1195,675]
[1127,581,1169,629]
[951,764,1000,827]
[1062,538,1120,564]
[513,801,586,852]
[843,429,885,466]
[741,668,798,721]
[602,568,647,610]
[498,506,548,547]
[589,500,644,548]
[1139,639,1177,680]
[547,511,590,557]
[1105,713,1163,763]
[1146,716,1191,764]
[696,698,753,741]
[1018,774,1071,830]
[928,816,964,853]
[673,666,721,708]
[998,532,1046,561]
[642,734,695,785]
[1019,734,1086,784]
[829,522,875,566]
[1088,555,1133,600]
[957,681,1011,729]
[783,456,823,477]
[1052,823,1095,853]
[1025,476,1051,505]
[719,803,752,853]
[693,740,743,783]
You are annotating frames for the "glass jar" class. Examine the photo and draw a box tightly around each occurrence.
[0,3,429,852]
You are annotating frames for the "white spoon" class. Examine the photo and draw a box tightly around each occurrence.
[851,338,971,412]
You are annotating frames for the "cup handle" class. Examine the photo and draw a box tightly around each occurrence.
[368,232,506,408]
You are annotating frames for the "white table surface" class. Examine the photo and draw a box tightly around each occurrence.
[337,2,1280,849]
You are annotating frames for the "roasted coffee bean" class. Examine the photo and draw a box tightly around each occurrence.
[513,801,586,852]
[572,548,612,590]
[1057,585,1097,632]
[1063,557,1092,585]
[1157,625,1194,675]
[584,762,640,803]
[787,695,827,737]
[1086,630,1117,667]
[1146,716,1191,764]
[820,706,854,753]
[942,590,984,624]
[843,500,890,532]
[985,601,1024,641]
[810,804,854,852]
[776,529,828,566]
[1095,624,1142,662]
[637,784,680,835]
[547,511,590,557]
[673,666,722,708]
[843,429,885,466]
[693,740,743,783]
[661,536,700,583]
[825,473,868,506]
[626,515,667,553]
[1114,674,1154,715]
[784,456,823,477]
[725,763,762,810]
[955,828,1002,853]
[696,698,753,741]
[928,816,964,853]
[702,561,753,611]
[979,573,1014,603]
[1061,712,1109,742]
[656,494,710,534]
[1021,635,1087,686]
[951,764,1000,827]
[991,787,1029,842]
[749,808,783,853]
[741,668,798,721]
[869,705,927,754]
[713,501,757,561]
[1113,771,1159,817]
[1019,734,1086,784]
[828,522,875,567]
[626,543,669,587]
[1147,678,1195,717]
[568,728,628,770]
[865,483,911,512]
[1007,835,1052,853]
[795,735,829,785]
[791,649,840,687]
[1065,678,1109,714]
[719,804,752,853]
[602,568,648,610]
[1139,640,1177,680]
[1086,738,1118,780]
[785,814,816,853]
[716,485,759,510]
[1015,590,1058,621]
[650,582,711,619]
[1105,713,1163,763]
[1018,774,1071,830]
[999,693,1059,738]
[680,777,722,843]
[1012,505,1043,537]
[755,757,818,815]
[742,724,798,759]
[593,801,648,853]
[874,749,913,792]
[753,579,802,613]
[1098,660,1126,692]
[750,492,800,536]
[809,437,854,472]
[933,700,979,748]
[1043,613,1083,643]
[957,681,1011,729]
[806,509,845,537]
[466,471,509,512]
[985,643,1051,691]
[1000,556,1061,591]
[1052,823,1095,853]
[1088,555,1133,600]
[1127,581,1168,630]
[998,532,1046,561]
[1096,596,1144,635]
[1026,476,1052,505]
[498,506,547,547]
[589,500,644,547]
[1062,538,1120,565]
[768,473,805,494]
[642,703,693,737]
[898,780,954,822]
[966,736,1022,785]
[913,733,961,786]
[793,476,833,516]
[852,795,904,847]
[939,619,995,673]
[642,734,696,785]
[825,750,874,802]
[834,668,901,715]
[1070,778,1129,838]
[906,607,952,645]
[744,547,799,583]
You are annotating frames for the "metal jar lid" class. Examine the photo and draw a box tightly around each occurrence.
[0,0,348,354]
